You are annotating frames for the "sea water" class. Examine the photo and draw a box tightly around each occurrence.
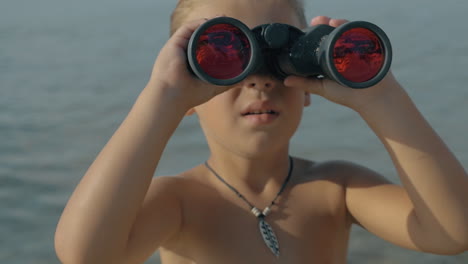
[1,0,467,263]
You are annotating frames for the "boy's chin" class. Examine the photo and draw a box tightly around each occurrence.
[227,138,290,158]
[205,125,298,157]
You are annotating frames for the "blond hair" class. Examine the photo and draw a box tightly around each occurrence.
[170,0,307,35]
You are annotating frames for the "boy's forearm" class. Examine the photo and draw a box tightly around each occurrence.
[358,82,468,247]
[55,84,186,263]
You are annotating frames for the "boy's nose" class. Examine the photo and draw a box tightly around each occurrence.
[244,75,276,92]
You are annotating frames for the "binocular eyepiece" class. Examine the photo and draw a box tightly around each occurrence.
[188,17,392,89]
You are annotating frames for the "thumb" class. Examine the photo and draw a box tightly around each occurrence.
[284,75,324,96]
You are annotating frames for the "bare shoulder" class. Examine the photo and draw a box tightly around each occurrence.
[294,158,389,187]
[291,157,391,186]
[290,158,397,216]
[143,173,195,211]
[147,165,208,196]
[148,173,191,196]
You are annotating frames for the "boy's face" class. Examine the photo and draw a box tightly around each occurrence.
[187,0,310,157]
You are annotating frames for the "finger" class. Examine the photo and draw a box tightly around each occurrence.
[171,17,214,48]
[284,76,324,96]
[310,16,331,26]
[329,18,349,27]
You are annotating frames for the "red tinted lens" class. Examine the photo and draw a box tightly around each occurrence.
[196,23,251,80]
[333,28,385,83]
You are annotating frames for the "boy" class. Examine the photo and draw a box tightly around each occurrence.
[55,0,468,263]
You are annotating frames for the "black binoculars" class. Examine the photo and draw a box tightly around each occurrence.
[187,17,392,89]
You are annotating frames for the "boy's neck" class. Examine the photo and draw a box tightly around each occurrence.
[207,148,292,197]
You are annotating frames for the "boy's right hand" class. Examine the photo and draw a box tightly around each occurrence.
[147,17,232,111]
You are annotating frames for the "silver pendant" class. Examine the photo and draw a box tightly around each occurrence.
[258,217,280,257]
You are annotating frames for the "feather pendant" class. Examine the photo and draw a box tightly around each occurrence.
[258,217,280,257]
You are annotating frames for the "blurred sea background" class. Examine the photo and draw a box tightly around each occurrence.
[1,0,467,263]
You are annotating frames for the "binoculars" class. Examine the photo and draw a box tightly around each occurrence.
[187,17,392,89]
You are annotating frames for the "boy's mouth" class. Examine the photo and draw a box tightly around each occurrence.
[241,109,280,125]
[241,101,280,116]
[241,110,279,116]
[240,101,280,125]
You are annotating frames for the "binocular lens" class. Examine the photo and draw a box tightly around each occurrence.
[195,23,252,80]
[333,28,385,83]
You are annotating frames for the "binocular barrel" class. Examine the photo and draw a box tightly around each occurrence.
[188,17,392,89]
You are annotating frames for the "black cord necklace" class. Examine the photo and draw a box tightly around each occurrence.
[204,156,294,257]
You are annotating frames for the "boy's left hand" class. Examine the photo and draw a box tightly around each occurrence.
[284,16,402,113]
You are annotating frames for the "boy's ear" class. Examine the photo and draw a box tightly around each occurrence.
[304,92,311,107]
[185,108,196,116]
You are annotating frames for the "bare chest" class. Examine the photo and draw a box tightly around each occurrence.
[161,179,351,264]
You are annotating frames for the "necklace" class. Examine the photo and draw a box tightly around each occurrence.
[204,156,293,258]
